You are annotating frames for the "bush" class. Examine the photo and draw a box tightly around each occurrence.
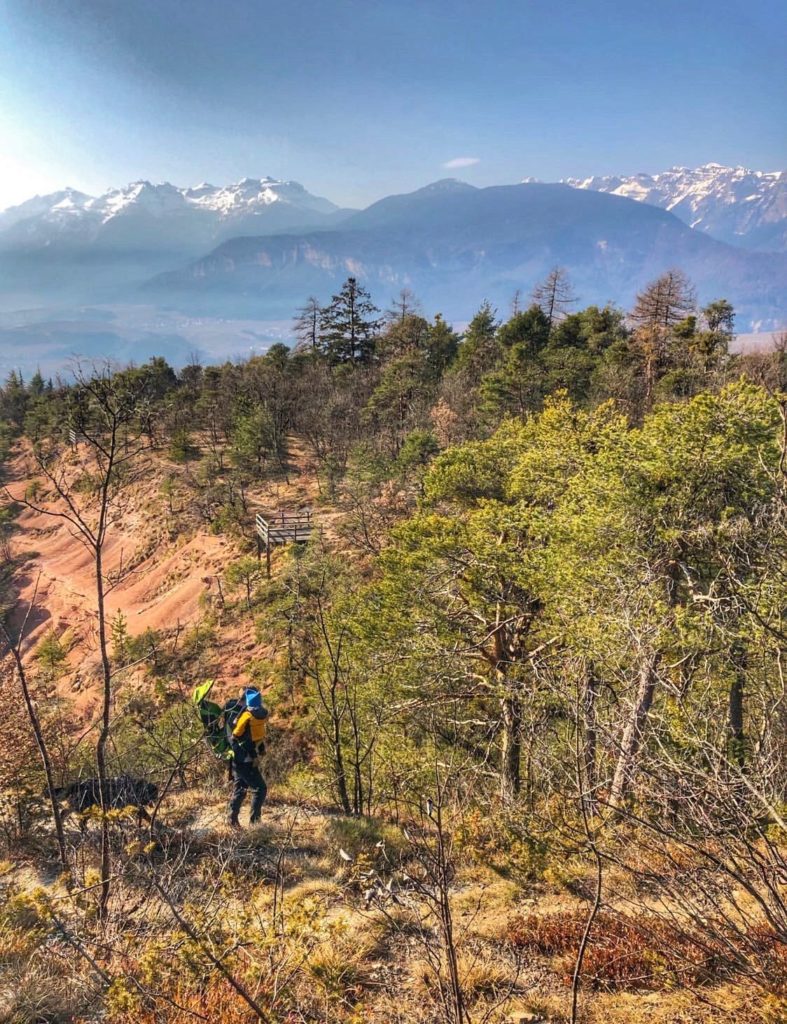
[168,428,196,463]
[505,909,746,991]
[35,630,68,672]
[454,806,549,881]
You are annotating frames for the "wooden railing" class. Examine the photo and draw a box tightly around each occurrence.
[255,509,313,574]
[256,510,313,546]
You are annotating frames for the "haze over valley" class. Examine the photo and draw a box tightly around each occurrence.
[0,163,784,375]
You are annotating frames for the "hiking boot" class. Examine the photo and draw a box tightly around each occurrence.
[228,813,241,830]
[249,812,261,825]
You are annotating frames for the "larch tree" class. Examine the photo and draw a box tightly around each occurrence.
[531,266,577,330]
[293,296,322,350]
[629,269,696,408]
[386,287,421,325]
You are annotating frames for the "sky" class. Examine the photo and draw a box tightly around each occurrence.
[0,0,785,211]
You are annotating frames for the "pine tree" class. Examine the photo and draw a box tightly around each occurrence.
[319,278,381,364]
[454,302,499,376]
[1,371,28,429]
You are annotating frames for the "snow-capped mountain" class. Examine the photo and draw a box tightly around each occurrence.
[0,178,342,253]
[562,164,786,252]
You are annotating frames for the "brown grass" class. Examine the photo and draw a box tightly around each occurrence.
[506,909,785,993]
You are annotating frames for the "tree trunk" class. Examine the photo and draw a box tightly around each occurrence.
[729,672,746,768]
[5,639,68,870]
[94,545,113,920]
[329,676,351,815]
[582,665,599,813]
[500,691,522,803]
[609,655,658,810]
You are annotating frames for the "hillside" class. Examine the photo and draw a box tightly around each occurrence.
[0,312,784,1024]
[2,430,780,1024]
[4,435,334,695]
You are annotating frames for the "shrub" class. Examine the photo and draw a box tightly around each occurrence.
[506,909,737,991]
[168,428,196,463]
[454,806,549,881]
[36,630,68,672]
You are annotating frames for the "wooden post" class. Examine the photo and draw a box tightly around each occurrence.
[266,535,271,579]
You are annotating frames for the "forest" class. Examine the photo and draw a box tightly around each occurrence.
[0,267,785,1024]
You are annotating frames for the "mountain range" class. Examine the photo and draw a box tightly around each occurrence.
[0,177,342,250]
[148,179,786,328]
[0,166,784,331]
[562,164,785,252]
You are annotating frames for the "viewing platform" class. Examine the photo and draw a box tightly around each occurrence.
[255,509,313,572]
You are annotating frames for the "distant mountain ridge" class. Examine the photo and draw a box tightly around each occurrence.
[0,173,784,330]
[561,164,786,252]
[0,177,344,254]
[149,181,787,330]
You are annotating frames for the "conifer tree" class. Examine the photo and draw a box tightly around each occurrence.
[454,302,499,375]
[630,269,697,408]
[319,277,381,364]
[386,287,420,324]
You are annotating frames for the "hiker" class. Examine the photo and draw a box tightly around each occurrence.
[227,686,269,828]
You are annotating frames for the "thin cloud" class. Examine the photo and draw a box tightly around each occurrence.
[442,157,480,170]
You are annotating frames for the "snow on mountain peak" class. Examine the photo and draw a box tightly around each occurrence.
[1,176,340,228]
[562,163,786,251]
[0,176,341,252]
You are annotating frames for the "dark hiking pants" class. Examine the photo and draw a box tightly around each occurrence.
[230,759,267,821]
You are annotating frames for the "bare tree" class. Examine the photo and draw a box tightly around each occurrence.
[293,296,322,350]
[5,363,153,918]
[609,652,660,810]
[0,574,68,870]
[630,270,696,408]
[630,269,696,331]
[386,287,421,324]
[531,267,577,328]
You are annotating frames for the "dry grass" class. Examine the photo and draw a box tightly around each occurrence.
[506,908,787,998]
[452,868,522,941]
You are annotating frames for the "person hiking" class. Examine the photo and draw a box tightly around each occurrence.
[227,686,268,828]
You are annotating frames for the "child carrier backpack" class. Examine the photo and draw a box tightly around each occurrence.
[222,695,245,751]
[192,680,233,761]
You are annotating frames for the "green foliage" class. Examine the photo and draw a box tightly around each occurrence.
[319,276,381,364]
[111,611,131,665]
[168,427,195,463]
[395,429,439,476]
[454,301,499,376]
[35,630,68,672]
[230,407,276,476]
[224,555,263,610]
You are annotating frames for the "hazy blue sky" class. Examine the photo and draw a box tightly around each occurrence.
[0,0,784,209]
